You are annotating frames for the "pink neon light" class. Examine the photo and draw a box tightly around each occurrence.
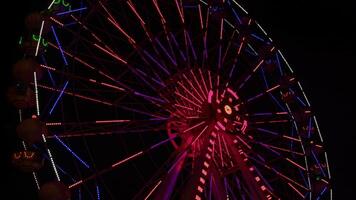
[217,121,226,131]
[200,177,205,184]
[227,88,239,99]
[69,180,83,189]
[107,17,136,43]
[208,90,213,103]
[94,43,127,64]
[126,1,146,25]
[197,186,203,193]
[95,120,130,124]
[111,151,143,168]
[241,120,248,133]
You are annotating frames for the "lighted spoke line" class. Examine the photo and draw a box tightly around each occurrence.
[53,135,91,169]
[199,69,209,95]
[51,26,68,65]
[36,83,113,106]
[183,121,206,133]
[68,136,176,189]
[144,180,162,200]
[40,64,125,91]
[50,17,165,94]
[49,81,69,115]
[183,74,205,102]
[248,154,310,191]
[56,7,88,16]
[35,20,44,56]
[191,70,207,99]
[177,81,203,104]
[47,127,167,138]
[237,44,276,90]
[246,77,295,103]
[175,91,202,108]
[49,42,167,105]
[218,17,224,69]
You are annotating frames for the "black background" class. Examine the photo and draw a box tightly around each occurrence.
[1,0,355,199]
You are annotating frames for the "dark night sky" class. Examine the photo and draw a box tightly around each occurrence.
[1,0,355,199]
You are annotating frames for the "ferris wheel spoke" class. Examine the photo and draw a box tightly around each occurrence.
[68,135,176,190]
[248,153,310,192]
[40,64,125,92]
[245,77,295,103]
[237,46,276,90]
[36,83,114,106]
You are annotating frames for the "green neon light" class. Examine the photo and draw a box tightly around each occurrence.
[32,34,48,47]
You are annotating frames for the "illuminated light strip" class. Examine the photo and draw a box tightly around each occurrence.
[152,0,166,24]
[235,135,251,149]
[40,64,125,92]
[50,17,64,27]
[191,125,209,144]
[282,135,301,142]
[324,152,332,179]
[126,1,145,25]
[32,172,40,190]
[198,4,203,29]
[111,151,143,168]
[106,17,136,44]
[190,70,207,99]
[208,70,213,90]
[175,91,202,108]
[69,180,83,189]
[35,20,44,56]
[46,122,62,126]
[155,38,177,66]
[54,135,90,169]
[207,90,213,103]
[227,88,239,99]
[255,21,268,36]
[278,50,294,73]
[48,0,56,9]
[286,158,306,171]
[232,0,248,14]
[95,120,130,124]
[182,74,204,101]
[174,0,185,23]
[36,83,113,106]
[253,59,265,72]
[94,43,127,64]
[198,69,209,95]
[297,81,311,106]
[100,82,125,91]
[96,185,100,200]
[178,82,203,104]
[253,119,289,124]
[33,72,40,116]
[217,121,226,131]
[48,42,95,70]
[42,134,61,181]
[287,183,305,198]
[49,81,69,115]
[261,143,304,156]
[174,103,194,111]
[56,7,87,16]
[266,84,280,93]
[183,121,205,133]
[144,180,162,200]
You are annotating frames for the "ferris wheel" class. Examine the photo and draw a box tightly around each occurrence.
[8,0,332,199]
